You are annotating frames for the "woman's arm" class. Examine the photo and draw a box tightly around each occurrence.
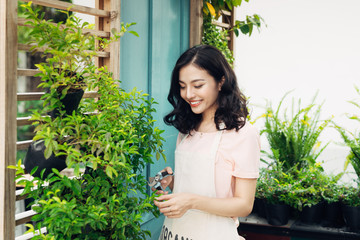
[154,178,257,218]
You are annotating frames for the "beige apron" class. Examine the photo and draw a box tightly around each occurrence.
[159,131,244,240]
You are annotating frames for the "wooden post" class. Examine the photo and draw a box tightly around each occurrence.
[96,0,121,80]
[0,0,17,239]
[189,0,203,47]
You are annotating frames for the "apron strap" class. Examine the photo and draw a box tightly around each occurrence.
[210,131,223,156]
[179,133,189,145]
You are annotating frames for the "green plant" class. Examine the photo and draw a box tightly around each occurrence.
[339,182,360,207]
[338,179,360,207]
[202,15,234,65]
[262,92,331,172]
[11,3,165,239]
[203,0,263,37]
[258,159,300,209]
[335,86,360,181]
[202,0,264,65]
[259,149,331,211]
[22,2,136,115]
[293,163,328,210]
[321,173,344,204]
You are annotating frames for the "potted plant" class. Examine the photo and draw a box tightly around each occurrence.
[321,174,345,228]
[260,162,294,226]
[335,85,360,232]
[260,93,331,225]
[11,2,165,239]
[254,168,267,218]
[294,163,326,225]
[261,92,330,172]
[20,2,137,178]
[339,183,360,232]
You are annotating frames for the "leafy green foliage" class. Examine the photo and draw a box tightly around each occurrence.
[202,15,234,65]
[257,92,338,211]
[203,0,264,36]
[261,92,331,172]
[339,182,360,207]
[11,2,165,239]
[335,86,360,180]
[321,173,344,204]
[257,160,336,211]
[18,0,73,44]
[202,0,264,66]
[203,0,248,18]
[257,160,300,208]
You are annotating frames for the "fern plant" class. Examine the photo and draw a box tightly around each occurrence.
[262,92,331,172]
[335,86,360,180]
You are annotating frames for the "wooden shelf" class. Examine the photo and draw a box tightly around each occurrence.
[238,214,360,240]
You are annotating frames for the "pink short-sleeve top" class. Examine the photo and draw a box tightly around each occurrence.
[176,122,260,198]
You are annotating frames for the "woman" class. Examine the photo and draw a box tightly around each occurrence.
[154,45,260,240]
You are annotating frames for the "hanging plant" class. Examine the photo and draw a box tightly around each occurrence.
[202,0,265,65]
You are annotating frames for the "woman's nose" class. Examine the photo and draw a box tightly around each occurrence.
[186,87,195,99]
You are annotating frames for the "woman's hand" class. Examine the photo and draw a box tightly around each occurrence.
[151,167,174,195]
[154,192,195,218]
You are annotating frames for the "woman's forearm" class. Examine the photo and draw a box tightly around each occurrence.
[154,178,257,219]
[191,194,253,217]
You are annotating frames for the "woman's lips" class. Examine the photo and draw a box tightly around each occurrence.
[189,100,201,107]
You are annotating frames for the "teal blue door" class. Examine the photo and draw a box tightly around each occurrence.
[120,1,190,238]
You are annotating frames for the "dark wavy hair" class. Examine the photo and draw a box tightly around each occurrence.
[164,45,248,134]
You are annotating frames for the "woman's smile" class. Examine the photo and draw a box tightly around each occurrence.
[189,100,202,107]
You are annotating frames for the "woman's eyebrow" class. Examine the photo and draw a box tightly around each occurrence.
[179,79,206,83]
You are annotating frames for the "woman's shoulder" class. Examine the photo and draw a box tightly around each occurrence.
[225,121,259,137]
[221,121,260,147]
[219,121,261,156]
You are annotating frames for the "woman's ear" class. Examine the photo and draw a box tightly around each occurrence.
[219,76,225,91]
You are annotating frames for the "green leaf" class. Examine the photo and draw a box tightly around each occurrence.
[7,165,18,170]
[234,28,239,37]
[128,31,139,37]
[30,166,39,176]
[44,144,53,159]
[105,165,113,178]
[156,151,160,161]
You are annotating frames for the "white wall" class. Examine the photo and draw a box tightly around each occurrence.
[234,0,360,182]
[73,0,95,24]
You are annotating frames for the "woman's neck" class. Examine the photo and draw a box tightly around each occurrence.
[197,115,216,133]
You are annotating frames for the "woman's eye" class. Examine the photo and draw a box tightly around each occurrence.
[179,85,185,89]
[194,85,203,89]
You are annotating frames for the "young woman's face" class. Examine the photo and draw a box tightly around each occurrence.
[179,64,222,118]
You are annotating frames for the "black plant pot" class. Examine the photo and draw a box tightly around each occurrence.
[321,201,344,228]
[300,202,325,225]
[255,198,267,218]
[49,89,84,118]
[265,202,290,226]
[342,204,360,232]
[24,140,66,179]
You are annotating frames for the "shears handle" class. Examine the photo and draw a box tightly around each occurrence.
[154,171,174,191]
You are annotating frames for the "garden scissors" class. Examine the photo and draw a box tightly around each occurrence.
[148,171,174,191]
